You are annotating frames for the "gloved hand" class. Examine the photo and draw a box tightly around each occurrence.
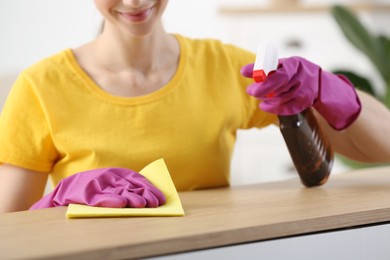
[30,168,166,210]
[241,56,361,130]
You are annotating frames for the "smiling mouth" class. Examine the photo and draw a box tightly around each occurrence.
[118,7,153,23]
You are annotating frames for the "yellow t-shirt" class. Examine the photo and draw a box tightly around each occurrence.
[0,35,276,191]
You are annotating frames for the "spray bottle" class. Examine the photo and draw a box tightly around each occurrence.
[253,42,334,187]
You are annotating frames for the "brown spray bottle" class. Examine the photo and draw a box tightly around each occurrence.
[253,42,333,187]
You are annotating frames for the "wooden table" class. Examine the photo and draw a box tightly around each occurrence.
[1,166,390,259]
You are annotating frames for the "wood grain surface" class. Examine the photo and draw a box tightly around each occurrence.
[1,166,390,259]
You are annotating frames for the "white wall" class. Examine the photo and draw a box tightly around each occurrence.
[0,1,101,105]
[1,0,388,185]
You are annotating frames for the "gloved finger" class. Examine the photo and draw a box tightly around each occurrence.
[118,169,162,191]
[125,175,167,205]
[143,189,162,207]
[128,188,161,208]
[143,187,166,207]
[240,63,254,78]
[259,100,294,115]
[120,189,148,208]
[246,71,290,98]
[107,169,166,207]
[266,80,317,108]
[140,183,166,206]
[263,82,300,102]
[259,94,311,115]
[246,82,262,96]
[84,193,128,208]
[128,184,166,207]
[258,71,292,94]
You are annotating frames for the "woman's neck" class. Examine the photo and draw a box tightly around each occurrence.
[72,22,180,97]
[92,22,178,74]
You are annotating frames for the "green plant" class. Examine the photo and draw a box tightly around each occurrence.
[330,5,390,168]
[330,5,390,106]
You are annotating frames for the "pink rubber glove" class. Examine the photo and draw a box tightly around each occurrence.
[30,168,166,210]
[241,56,361,130]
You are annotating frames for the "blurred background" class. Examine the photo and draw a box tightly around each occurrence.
[1,0,389,187]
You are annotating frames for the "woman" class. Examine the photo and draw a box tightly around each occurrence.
[1,0,390,213]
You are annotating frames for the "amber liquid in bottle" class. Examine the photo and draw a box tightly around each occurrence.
[278,108,334,187]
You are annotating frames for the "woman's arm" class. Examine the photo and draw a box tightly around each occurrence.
[317,90,390,163]
[0,164,49,213]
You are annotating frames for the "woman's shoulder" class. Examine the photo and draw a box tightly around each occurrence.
[177,34,252,53]
[13,49,80,95]
[175,34,255,67]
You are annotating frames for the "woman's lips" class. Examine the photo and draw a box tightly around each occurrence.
[118,8,152,23]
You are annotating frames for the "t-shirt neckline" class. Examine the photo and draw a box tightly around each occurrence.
[65,34,186,106]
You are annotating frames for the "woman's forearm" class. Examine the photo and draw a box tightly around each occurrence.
[317,90,390,163]
[0,164,48,213]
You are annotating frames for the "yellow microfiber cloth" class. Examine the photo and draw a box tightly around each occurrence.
[66,159,185,218]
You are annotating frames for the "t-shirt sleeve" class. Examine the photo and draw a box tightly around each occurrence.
[0,71,58,172]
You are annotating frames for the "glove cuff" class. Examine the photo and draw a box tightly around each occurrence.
[313,70,362,130]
